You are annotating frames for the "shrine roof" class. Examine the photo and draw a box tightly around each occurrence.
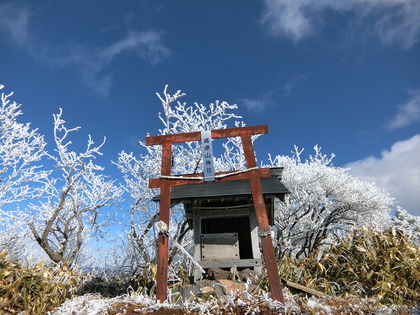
[152,167,290,202]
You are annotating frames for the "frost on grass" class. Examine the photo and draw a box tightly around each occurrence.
[49,293,157,315]
[50,291,285,315]
[48,287,415,315]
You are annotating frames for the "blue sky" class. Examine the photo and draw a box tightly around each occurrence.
[0,0,419,216]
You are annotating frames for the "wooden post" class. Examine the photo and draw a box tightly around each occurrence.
[241,135,285,303]
[156,143,172,302]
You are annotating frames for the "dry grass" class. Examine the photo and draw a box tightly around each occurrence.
[276,227,420,307]
[0,250,78,314]
[1,228,419,314]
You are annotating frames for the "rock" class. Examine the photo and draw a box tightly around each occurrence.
[173,270,261,304]
[217,279,246,294]
[174,280,225,303]
[206,267,230,280]
[238,268,260,283]
[200,286,215,294]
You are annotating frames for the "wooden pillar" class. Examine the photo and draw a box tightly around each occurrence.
[156,143,172,302]
[241,135,285,303]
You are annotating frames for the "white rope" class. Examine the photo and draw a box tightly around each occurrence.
[156,220,168,234]
[259,230,274,238]
[159,166,259,180]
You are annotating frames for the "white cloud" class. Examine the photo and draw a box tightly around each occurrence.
[261,0,420,48]
[386,89,420,130]
[239,90,276,111]
[240,75,309,111]
[240,75,310,111]
[56,30,170,96]
[240,98,267,111]
[101,30,169,66]
[0,3,31,47]
[260,0,315,42]
[346,134,420,216]
[371,0,420,49]
[282,74,310,96]
[0,3,170,97]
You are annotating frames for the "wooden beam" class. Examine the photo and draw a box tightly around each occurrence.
[149,168,271,188]
[198,259,262,269]
[282,279,328,298]
[145,125,268,145]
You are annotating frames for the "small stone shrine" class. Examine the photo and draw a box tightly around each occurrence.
[154,167,289,280]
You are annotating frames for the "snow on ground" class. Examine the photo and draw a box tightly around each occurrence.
[50,291,286,315]
[49,293,158,315]
[50,290,418,315]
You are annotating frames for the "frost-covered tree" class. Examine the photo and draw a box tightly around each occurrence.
[24,109,123,267]
[0,85,48,256]
[390,207,420,246]
[0,85,48,206]
[265,146,393,258]
[115,85,245,274]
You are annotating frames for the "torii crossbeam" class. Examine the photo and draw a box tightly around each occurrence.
[146,124,284,303]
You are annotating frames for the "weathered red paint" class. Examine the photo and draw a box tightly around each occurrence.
[248,174,285,302]
[146,124,284,303]
[155,143,172,302]
[146,125,268,145]
[149,168,272,188]
[241,135,285,303]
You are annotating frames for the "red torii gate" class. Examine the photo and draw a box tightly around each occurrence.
[146,124,284,303]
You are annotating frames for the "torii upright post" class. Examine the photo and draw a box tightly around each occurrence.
[146,125,284,303]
